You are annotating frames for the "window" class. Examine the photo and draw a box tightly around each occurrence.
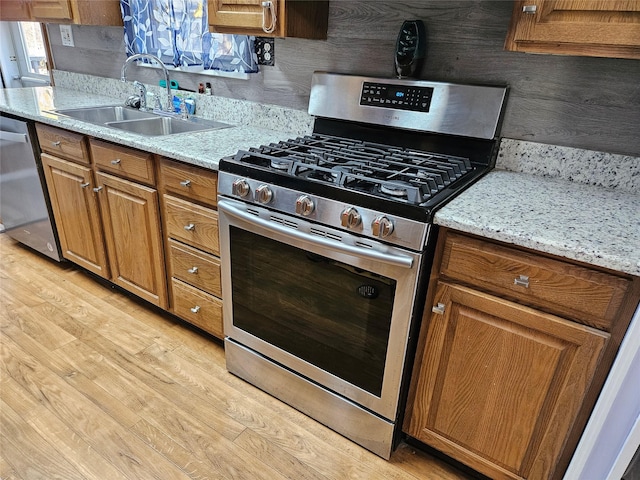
[0,21,50,88]
[120,0,258,74]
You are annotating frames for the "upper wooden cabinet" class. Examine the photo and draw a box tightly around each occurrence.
[0,0,123,25]
[0,0,32,20]
[208,0,328,39]
[505,0,640,59]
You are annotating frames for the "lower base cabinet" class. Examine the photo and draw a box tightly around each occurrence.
[159,157,224,339]
[404,229,637,480]
[38,126,167,309]
[41,153,109,277]
[95,171,167,308]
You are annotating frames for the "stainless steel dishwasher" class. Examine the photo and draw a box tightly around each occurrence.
[0,114,62,261]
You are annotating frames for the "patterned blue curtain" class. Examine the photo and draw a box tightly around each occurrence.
[120,0,258,73]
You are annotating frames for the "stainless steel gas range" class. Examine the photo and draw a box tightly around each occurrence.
[217,72,507,459]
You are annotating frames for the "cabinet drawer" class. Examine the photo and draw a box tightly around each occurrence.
[171,278,223,338]
[36,124,89,164]
[439,231,630,330]
[160,157,217,207]
[164,195,219,255]
[168,239,221,297]
[90,139,155,185]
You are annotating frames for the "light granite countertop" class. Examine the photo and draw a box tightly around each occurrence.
[2,83,638,277]
[0,85,309,170]
[434,169,640,276]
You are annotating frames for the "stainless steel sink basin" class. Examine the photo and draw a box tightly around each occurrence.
[52,105,156,124]
[106,116,231,136]
[50,105,231,136]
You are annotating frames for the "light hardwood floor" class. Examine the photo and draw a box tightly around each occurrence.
[0,233,474,480]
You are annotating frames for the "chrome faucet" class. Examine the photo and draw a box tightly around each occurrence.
[121,53,173,112]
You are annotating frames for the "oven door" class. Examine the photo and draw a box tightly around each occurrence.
[218,196,423,421]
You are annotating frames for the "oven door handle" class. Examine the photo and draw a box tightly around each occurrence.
[218,199,414,269]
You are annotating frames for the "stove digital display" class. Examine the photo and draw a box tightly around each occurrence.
[360,82,434,112]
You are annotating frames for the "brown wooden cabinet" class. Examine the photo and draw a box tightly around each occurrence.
[40,153,109,277]
[94,171,167,308]
[208,0,328,39]
[0,0,122,25]
[89,139,167,309]
[505,0,640,59]
[159,157,224,339]
[404,229,638,480]
[0,0,32,20]
[36,124,167,309]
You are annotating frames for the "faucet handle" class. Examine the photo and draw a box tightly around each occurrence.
[132,81,148,110]
[148,92,164,111]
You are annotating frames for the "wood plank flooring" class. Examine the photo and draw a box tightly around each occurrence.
[0,233,474,480]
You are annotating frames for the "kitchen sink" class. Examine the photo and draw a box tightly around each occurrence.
[52,105,156,124]
[50,105,231,136]
[106,116,231,136]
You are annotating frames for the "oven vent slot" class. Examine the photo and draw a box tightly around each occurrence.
[355,241,374,249]
[270,215,299,230]
[247,207,260,216]
[310,227,342,242]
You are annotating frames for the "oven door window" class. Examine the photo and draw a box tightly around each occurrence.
[230,226,396,397]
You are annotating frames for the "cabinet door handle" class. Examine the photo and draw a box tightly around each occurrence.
[187,266,198,274]
[184,223,195,231]
[80,182,90,188]
[514,275,530,288]
[52,140,61,146]
[111,158,121,165]
[93,186,103,193]
[190,305,201,314]
[180,179,191,187]
[432,303,446,315]
[522,5,537,13]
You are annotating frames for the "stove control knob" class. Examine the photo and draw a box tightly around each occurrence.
[256,184,274,204]
[372,216,394,238]
[340,207,361,229]
[295,195,315,216]
[232,179,250,198]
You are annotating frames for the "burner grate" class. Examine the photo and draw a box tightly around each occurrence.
[233,134,474,205]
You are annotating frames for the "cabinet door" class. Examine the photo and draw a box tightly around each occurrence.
[208,0,328,39]
[40,153,109,278]
[505,0,640,59]
[209,0,283,36]
[95,172,168,309]
[405,282,609,480]
[30,0,72,21]
[0,0,32,20]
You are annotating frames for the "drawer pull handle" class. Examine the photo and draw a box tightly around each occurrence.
[514,275,530,288]
[184,223,195,231]
[432,303,446,315]
[187,266,199,274]
[52,140,61,146]
[180,179,192,187]
[80,182,90,188]
[111,158,121,165]
[190,305,201,314]
[522,5,537,14]
[93,186,103,193]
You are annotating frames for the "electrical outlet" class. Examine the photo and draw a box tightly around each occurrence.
[255,37,275,66]
[60,25,74,47]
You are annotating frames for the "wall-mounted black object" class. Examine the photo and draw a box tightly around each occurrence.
[255,37,275,66]
[394,20,426,78]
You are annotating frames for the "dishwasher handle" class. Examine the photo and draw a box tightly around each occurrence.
[0,130,28,145]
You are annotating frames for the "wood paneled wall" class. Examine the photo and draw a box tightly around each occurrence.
[47,1,640,157]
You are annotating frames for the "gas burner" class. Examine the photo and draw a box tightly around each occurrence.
[271,158,291,170]
[380,181,412,197]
